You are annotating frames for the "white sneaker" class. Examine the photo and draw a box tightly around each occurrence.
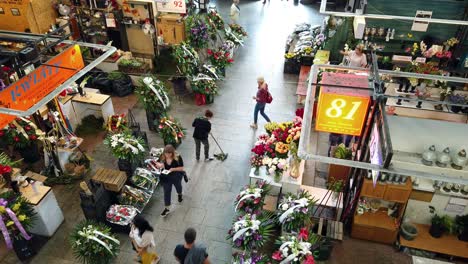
[205,157,214,161]
[250,124,258,129]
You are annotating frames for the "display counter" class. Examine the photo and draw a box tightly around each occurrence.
[72,92,115,124]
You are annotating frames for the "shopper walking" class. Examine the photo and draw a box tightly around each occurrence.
[156,145,185,217]
[340,44,367,68]
[192,110,214,162]
[129,215,159,264]
[174,228,210,264]
[250,76,272,129]
[230,0,240,24]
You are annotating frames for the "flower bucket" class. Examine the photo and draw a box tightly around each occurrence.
[195,93,207,106]
[206,94,214,104]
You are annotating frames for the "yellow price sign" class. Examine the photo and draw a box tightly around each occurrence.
[315,91,370,136]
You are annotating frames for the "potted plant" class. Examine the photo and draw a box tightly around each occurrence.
[277,190,317,233]
[329,143,352,183]
[327,177,344,201]
[0,191,37,260]
[190,77,218,105]
[448,94,466,113]
[70,220,120,264]
[234,180,270,214]
[455,214,468,242]
[428,206,448,238]
[104,132,146,177]
[157,116,186,147]
[226,212,275,251]
[136,76,170,131]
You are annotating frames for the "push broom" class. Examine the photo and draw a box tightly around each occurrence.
[210,133,228,161]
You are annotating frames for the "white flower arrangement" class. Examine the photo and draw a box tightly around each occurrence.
[263,157,288,175]
[273,236,313,263]
[104,132,146,162]
[277,190,316,232]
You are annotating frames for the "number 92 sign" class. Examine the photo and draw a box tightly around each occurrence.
[315,91,370,136]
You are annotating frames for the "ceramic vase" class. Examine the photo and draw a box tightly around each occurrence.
[436,147,451,168]
[451,149,467,170]
[422,145,437,166]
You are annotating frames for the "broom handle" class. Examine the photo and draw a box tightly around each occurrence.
[209,133,225,155]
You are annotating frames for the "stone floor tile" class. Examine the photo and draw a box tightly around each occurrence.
[184,207,207,225]
[207,241,233,262]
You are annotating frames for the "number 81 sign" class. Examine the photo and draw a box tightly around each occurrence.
[315,91,370,136]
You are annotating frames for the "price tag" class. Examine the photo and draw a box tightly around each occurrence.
[156,0,186,13]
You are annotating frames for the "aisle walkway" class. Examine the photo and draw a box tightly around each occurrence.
[0,2,413,264]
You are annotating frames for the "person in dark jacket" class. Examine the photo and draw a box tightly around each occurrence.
[192,110,214,161]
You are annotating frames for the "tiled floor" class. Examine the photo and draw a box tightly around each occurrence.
[0,1,423,264]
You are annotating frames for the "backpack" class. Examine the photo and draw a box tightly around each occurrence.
[266,90,273,104]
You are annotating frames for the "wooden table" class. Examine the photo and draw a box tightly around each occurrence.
[20,184,64,237]
[72,92,115,125]
[400,223,468,259]
[92,168,127,192]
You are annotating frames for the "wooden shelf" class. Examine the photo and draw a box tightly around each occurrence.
[400,223,468,259]
[354,209,398,231]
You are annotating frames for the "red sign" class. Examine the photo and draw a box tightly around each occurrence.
[315,91,370,136]
[0,45,85,128]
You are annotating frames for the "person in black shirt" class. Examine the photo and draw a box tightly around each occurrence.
[174,228,209,264]
[192,110,214,162]
[155,145,185,217]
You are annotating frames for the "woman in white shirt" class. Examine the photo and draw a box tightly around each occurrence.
[340,44,367,68]
[230,0,240,24]
[130,216,159,264]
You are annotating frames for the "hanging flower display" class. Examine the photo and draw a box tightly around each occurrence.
[0,191,36,250]
[172,42,200,76]
[136,76,170,115]
[186,15,210,49]
[158,116,186,146]
[272,231,320,264]
[70,220,120,264]
[277,190,317,232]
[206,10,225,31]
[227,212,275,251]
[235,180,270,214]
[106,114,128,133]
[104,132,146,162]
[4,117,42,149]
[232,251,270,264]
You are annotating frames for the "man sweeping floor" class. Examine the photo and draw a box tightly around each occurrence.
[192,110,214,162]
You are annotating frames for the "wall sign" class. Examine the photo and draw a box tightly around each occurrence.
[411,10,432,32]
[0,45,84,128]
[315,91,370,136]
[156,0,186,13]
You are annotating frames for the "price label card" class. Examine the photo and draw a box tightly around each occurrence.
[156,0,186,13]
[315,92,370,136]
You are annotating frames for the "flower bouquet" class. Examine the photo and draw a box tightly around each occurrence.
[4,117,41,149]
[70,220,120,264]
[104,132,146,162]
[136,76,170,115]
[186,15,209,49]
[229,24,248,38]
[158,116,186,146]
[272,124,292,144]
[220,40,236,59]
[264,122,280,135]
[278,190,316,232]
[443,37,459,48]
[191,76,218,96]
[235,180,270,213]
[206,10,225,31]
[172,42,200,76]
[131,168,158,193]
[224,28,244,46]
[251,134,271,156]
[272,231,320,264]
[275,142,290,158]
[106,114,127,133]
[207,48,234,73]
[0,191,36,249]
[263,157,288,182]
[287,124,302,145]
[250,155,264,175]
[106,204,138,226]
[232,252,270,264]
[227,212,275,251]
[118,185,152,212]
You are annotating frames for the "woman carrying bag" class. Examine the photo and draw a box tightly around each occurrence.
[130,215,159,264]
[156,145,185,217]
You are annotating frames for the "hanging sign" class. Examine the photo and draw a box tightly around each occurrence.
[411,10,432,32]
[0,45,85,128]
[156,0,186,13]
[315,72,370,136]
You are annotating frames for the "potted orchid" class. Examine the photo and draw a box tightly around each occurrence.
[232,252,270,264]
[272,230,320,264]
[234,180,270,214]
[227,212,275,251]
[263,157,288,182]
[250,155,264,175]
[278,190,316,233]
[158,116,186,148]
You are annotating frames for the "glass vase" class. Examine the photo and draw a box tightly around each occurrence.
[274,171,282,183]
[254,167,260,175]
[289,159,300,179]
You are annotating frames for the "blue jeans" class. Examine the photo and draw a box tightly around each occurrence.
[254,102,271,124]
